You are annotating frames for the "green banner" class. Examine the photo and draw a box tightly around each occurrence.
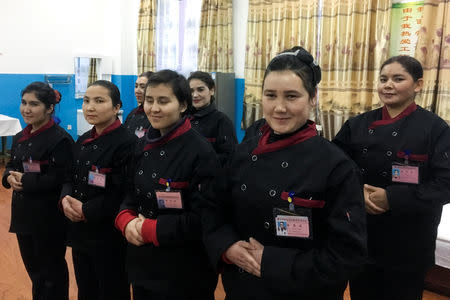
[389,1,424,57]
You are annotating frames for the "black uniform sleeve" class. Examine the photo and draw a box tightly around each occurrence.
[82,138,136,222]
[386,123,450,214]
[20,138,74,193]
[214,115,238,165]
[2,136,18,189]
[155,149,221,246]
[260,161,367,296]
[202,153,242,271]
[124,108,135,126]
[332,120,353,157]
[242,118,266,143]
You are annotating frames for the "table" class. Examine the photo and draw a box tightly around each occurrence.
[0,114,22,157]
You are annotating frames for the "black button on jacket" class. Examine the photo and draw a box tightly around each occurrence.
[189,103,237,165]
[62,124,136,250]
[124,105,150,138]
[2,122,74,234]
[203,123,367,299]
[333,106,450,271]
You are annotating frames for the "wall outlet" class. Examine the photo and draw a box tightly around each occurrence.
[67,124,72,130]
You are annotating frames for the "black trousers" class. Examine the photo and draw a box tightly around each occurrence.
[350,263,427,300]
[132,278,216,300]
[72,244,130,300]
[16,233,69,300]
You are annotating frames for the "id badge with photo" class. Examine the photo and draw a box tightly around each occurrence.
[22,161,41,173]
[155,190,183,209]
[392,163,419,184]
[273,208,313,239]
[88,170,106,188]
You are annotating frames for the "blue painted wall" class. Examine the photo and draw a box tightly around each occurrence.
[234,78,245,142]
[0,73,138,148]
[1,73,246,149]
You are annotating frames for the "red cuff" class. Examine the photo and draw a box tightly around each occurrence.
[115,209,138,235]
[221,253,232,264]
[141,219,159,246]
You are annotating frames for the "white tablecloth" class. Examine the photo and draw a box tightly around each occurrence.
[0,114,22,136]
[436,204,450,268]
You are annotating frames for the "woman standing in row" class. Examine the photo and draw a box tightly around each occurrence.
[202,46,367,299]
[61,80,136,300]
[188,71,237,164]
[334,55,450,300]
[115,70,219,300]
[124,71,153,138]
[2,82,73,300]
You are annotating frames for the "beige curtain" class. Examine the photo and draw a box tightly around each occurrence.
[137,0,157,74]
[319,0,392,139]
[197,0,233,72]
[87,58,99,86]
[243,0,320,128]
[415,0,450,122]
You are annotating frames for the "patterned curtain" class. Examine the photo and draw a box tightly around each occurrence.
[197,0,233,72]
[87,58,99,86]
[319,0,392,139]
[137,0,157,74]
[243,0,320,128]
[415,0,450,122]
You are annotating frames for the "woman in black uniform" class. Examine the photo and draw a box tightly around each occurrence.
[115,70,219,300]
[124,71,153,138]
[61,80,136,300]
[188,71,237,164]
[333,55,450,300]
[202,46,367,300]
[2,82,73,300]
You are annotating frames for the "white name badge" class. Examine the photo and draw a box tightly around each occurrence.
[275,215,310,238]
[155,190,183,209]
[88,171,106,188]
[135,128,146,138]
[22,161,41,173]
[392,164,419,184]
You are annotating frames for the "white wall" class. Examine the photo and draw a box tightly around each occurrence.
[232,0,248,79]
[0,0,246,76]
[0,0,138,75]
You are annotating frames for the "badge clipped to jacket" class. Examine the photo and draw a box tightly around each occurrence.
[392,150,419,184]
[135,126,146,138]
[22,157,41,173]
[155,179,183,209]
[88,166,106,188]
[273,192,313,239]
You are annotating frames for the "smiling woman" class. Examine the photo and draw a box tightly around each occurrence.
[61,80,136,300]
[202,47,367,300]
[115,69,220,300]
[333,56,450,300]
[2,81,73,300]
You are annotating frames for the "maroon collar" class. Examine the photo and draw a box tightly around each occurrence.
[369,102,417,129]
[135,105,144,113]
[18,119,55,143]
[82,119,122,144]
[143,118,191,151]
[252,120,317,155]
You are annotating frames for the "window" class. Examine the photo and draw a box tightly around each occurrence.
[155,0,202,77]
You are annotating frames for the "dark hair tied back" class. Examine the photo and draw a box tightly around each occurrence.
[270,47,322,86]
[264,46,321,98]
[21,82,60,111]
[89,80,122,108]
